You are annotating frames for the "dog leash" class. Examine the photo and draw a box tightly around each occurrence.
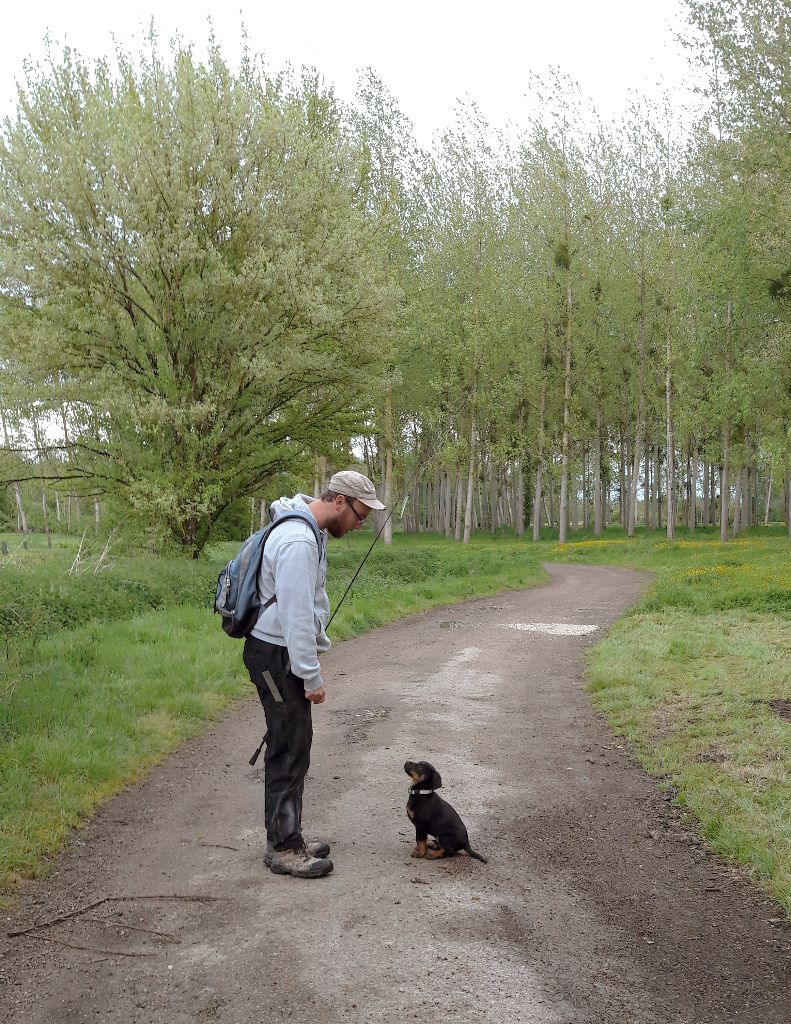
[251,396,474,766]
[326,392,473,629]
[249,731,268,766]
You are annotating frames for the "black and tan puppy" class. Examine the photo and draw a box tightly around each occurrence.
[404,760,487,863]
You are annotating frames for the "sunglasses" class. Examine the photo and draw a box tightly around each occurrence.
[345,496,367,523]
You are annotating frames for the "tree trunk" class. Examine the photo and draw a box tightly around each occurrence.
[570,465,578,531]
[628,427,641,537]
[720,426,730,542]
[383,388,394,546]
[515,459,524,538]
[0,407,28,533]
[463,399,477,545]
[710,462,717,527]
[488,460,498,535]
[617,432,625,528]
[594,410,602,536]
[764,471,773,526]
[558,273,573,545]
[438,471,446,536]
[13,484,27,533]
[733,465,743,535]
[42,491,51,548]
[629,323,647,536]
[532,459,544,541]
[665,321,675,541]
[690,447,699,531]
[547,467,556,529]
[515,405,526,538]
[446,471,454,538]
[454,471,464,542]
[702,461,709,527]
[741,441,752,532]
[734,456,744,534]
[786,469,791,538]
[532,324,550,542]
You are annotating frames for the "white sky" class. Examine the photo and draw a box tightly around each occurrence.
[1,0,702,144]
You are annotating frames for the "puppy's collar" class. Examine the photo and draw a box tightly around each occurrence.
[409,787,435,795]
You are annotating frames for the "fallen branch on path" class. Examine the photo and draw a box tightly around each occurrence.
[82,916,180,943]
[17,933,158,958]
[8,893,226,938]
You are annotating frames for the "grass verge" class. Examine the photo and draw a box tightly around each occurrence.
[547,525,791,916]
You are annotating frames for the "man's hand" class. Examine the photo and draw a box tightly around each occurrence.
[306,687,326,704]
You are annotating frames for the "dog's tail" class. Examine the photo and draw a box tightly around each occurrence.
[465,845,487,864]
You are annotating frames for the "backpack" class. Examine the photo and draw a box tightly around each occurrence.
[214,509,323,639]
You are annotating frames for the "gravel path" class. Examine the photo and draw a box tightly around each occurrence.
[2,563,789,1023]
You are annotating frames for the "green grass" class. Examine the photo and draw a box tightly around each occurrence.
[0,544,215,650]
[0,607,244,885]
[547,524,791,915]
[1,522,789,918]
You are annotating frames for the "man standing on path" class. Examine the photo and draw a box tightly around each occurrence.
[243,471,385,879]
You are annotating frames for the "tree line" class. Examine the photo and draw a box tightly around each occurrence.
[1,0,789,553]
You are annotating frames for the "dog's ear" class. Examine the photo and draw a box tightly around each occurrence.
[430,769,442,790]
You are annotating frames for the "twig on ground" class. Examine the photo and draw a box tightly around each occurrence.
[34,879,83,926]
[82,917,180,943]
[9,897,109,936]
[8,893,226,938]
[18,933,157,957]
[198,842,239,851]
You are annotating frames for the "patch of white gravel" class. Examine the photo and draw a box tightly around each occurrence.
[504,622,598,636]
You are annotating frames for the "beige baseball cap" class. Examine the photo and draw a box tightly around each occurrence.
[328,470,385,510]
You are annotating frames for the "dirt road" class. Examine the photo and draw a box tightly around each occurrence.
[2,564,789,1023]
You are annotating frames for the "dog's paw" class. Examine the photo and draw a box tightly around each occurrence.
[410,849,425,858]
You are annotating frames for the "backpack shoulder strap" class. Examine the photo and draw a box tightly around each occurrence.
[259,509,323,610]
[266,509,322,550]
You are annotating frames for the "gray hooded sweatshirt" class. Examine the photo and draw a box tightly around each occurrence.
[249,494,330,693]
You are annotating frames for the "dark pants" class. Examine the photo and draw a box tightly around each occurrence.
[243,637,313,852]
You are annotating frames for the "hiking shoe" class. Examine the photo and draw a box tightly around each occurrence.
[267,842,333,879]
[264,839,330,866]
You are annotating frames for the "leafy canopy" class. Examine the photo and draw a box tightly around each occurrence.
[0,38,399,551]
